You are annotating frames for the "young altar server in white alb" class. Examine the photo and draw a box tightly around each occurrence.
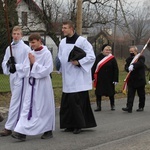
[0,26,31,136]
[58,20,97,134]
[12,33,55,141]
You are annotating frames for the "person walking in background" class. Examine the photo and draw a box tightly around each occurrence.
[58,20,97,134]
[122,46,146,113]
[92,44,119,111]
[0,26,31,136]
[11,33,55,141]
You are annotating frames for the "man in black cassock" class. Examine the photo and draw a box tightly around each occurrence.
[57,20,97,134]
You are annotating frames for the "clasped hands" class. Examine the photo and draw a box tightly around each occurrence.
[28,53,35,65]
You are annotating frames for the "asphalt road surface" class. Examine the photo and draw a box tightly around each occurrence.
[0,95,150,150]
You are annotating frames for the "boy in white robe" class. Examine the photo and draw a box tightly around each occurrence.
[0,26,31,136]
[58,20,97,134]
[12,33,55,141]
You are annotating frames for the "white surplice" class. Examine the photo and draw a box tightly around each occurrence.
[2,40,31,130]
[58,36,95,93]
[14,46,55,135]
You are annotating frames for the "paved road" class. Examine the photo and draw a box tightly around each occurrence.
[0,95,150,150]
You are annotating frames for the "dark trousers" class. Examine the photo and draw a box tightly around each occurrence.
[127,85,145,109]
[96,95,115,107]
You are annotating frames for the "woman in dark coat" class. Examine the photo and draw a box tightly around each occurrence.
[92,45,119,111]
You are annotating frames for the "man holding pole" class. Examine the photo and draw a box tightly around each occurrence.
[0,26,31,136]
[122,46,146,113]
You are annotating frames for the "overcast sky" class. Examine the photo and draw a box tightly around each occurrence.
[127,0,143,7]
[33,0,146,10]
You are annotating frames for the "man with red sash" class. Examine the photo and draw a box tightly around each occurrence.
[92,44,119,111]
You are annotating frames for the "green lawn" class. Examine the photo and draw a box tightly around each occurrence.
[0,59,150,106]
[0,74,10,92]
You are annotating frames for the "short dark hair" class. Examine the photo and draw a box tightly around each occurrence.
[28,33,41,41]
[62,20,75,30]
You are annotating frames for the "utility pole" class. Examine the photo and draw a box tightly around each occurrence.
[118,0,132,38]
[113,0,118,56]
[113,0,132,56]
[76,0,82,35]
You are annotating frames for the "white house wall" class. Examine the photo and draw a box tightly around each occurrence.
[16,0,58,60]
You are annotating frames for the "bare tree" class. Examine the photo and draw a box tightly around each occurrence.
[129,5,150,44]
[20,0,143,46]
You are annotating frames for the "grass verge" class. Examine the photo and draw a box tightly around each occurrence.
[0,58,150,107]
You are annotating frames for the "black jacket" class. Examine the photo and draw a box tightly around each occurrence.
[125,55,146,88]
[92,53,119,96]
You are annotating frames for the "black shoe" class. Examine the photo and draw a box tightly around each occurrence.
[122,107,132,113]
[73,128,81,134]
[41,131,53,139]
[11,133,26,141]
[111,105,115,111]
[64,128,74,132]
[136,108,144,112]
[94,107,101,112]
[122,107,128,111]
[128,109,132,113]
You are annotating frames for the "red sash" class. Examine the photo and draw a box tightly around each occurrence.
[93,54,114,88]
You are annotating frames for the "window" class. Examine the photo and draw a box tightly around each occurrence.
[22,12,27,26]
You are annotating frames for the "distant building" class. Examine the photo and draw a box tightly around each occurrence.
[16,0,60,59]
[88,29,113,55]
